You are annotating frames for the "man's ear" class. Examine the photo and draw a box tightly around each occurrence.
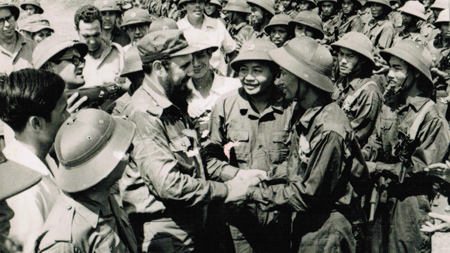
[28,116,44,132]
[153,60,165,77]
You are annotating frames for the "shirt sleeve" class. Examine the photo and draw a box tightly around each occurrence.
[247,131,346,212]
[218,20,236,54]
[130,111,228,207]
[350,88,382,147]
[350,17,364,33]
[204,103,240,182]
[376,25,395,50]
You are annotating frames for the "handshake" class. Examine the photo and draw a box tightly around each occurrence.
[224,169,268,203]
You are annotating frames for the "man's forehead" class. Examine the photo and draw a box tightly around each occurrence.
[78,20,102,32]
[0,8,12,17]
[171,54,193,65]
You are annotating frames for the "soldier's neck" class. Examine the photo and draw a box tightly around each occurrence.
[14,133,51,167]
[192,70,214,98]
[89,41,105,60]
[299,89,320,110]
[102,29,113,42]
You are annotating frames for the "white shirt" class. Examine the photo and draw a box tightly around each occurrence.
[178,15,236,76]
[187,72,241,138]
[4,138,60,253]
[82,40,124,88]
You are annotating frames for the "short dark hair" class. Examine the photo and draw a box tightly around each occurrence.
[74,5,103,31]
[0,69,65,131]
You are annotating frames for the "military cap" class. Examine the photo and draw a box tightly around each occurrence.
[121,7,152,28]
[121,46,142,76]
[264,13,292,34]
[148,17,178,32]
[32,35,88,69]
[247,0,276,16]
[137,29,203,63]
[381,40,433,85]
[20,0,43,14]
[269,36,334,93]
[317,0,337,5]
[54,109,136,193]
[398,1,426,20]
[97,0,121,12]
[231,38,277,71]
[0,0,20,20]
[0,152,41,201]
[431,0,449,10]
[19,14,49,32]
[28,19,53,33]
[222,0,251,13]
[332,32,375,66]
[290,10,324,39]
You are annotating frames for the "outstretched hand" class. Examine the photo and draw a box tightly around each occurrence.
[420,212,450,233]
[425,161,450,184]
[224,173,267,203]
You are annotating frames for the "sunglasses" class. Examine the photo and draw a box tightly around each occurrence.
[55,56,85,67]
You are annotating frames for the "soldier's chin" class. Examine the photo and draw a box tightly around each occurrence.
[383,88,403,110]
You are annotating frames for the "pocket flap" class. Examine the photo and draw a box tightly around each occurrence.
[229,130,249,142]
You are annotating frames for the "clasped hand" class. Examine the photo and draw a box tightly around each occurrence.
[224,169,268,203]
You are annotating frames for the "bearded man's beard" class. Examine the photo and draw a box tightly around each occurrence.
[383,83,404,111]
[165,73,192,113]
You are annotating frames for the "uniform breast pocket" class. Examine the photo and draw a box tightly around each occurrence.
[170,136,196,174]
[228,130,250,162]
[270,132,291,164]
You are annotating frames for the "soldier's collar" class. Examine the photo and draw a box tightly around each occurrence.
[405,96,431,112]
[299,103,326,130]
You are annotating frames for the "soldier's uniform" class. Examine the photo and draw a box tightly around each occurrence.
[330,11,364,42]
[362,41,450,253]
[332,32,383,147]
[34,109,138,253]
[392,1,428,47]
[246,36,369,253]
[36,194,137,253]
[207,41,295,251]
[98,0,131,47]
[363,0,395,52]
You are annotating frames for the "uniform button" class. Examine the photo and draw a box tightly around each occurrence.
[258,145,263,148]
[67,205,72,210]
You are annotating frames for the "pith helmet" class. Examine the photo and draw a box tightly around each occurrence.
[0,152,41,201]
[247,0,276,16]
[0,0,20,20]
[231,38,277,71]
[97,0,121,12]
[301,0,318,8]
[290,10,324,39]
[381,40,433,85]
[121,7,153,28]
[179,0,208,7]
[317,0,337,6]
[366,0,392,10]
[149,17,178,32]
[435,8,450,26]
[32,35,88,69]
[431,0,449,10]
[269,36,334,93]
[54,109,136,193]
[209,0,222,8]
[331,32,375,66]
[20,0,43,14]
[398,1,426,20]
[183,29,219,53]
[264,13,292,34]
[121,46,142,76]
[222,0,251,13]
[19,14,49,32]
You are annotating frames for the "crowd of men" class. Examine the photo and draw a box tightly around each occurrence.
[2,0,450,252]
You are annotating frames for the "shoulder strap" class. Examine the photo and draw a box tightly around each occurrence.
[408,100,435,140]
